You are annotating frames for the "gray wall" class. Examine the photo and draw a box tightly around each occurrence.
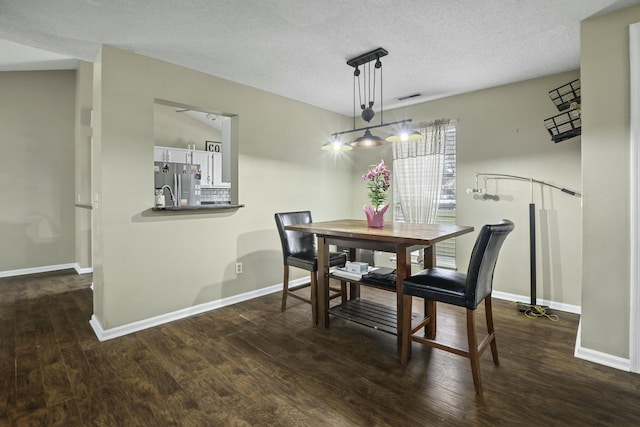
[91,46,353,329]
[0,70,76,272]
[350,71,583,308]
[153,103,222,150]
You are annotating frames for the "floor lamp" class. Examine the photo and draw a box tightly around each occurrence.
[467,172,581,315]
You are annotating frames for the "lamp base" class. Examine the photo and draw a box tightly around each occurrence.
[515,302,552,316]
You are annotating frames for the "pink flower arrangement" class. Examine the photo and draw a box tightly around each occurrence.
[362,159,391,211]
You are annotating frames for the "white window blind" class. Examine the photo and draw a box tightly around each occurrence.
[393,123,457,269]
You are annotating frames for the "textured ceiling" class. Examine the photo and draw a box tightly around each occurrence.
[1,0,639,116]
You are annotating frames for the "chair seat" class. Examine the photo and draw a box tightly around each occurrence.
[287,250,347,272]
[402,268,468,308]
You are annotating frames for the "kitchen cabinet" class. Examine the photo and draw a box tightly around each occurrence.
[153,147,163,162]
[193,150,229,188]
[154,146,191,163]
[211,152,229,187]
[191,150,212,187]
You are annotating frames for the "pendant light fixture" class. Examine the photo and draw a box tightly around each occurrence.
[323,47,421,150]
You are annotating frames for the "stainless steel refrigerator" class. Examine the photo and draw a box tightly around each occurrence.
[154,161,201,207]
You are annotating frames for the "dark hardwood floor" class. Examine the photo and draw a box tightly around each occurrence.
[1,270,639,426]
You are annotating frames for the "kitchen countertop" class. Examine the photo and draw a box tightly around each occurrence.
[152,203,244,211]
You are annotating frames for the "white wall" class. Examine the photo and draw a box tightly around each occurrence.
[0,70,76,273]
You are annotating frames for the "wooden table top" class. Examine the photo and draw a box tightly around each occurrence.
[286,219,474,246]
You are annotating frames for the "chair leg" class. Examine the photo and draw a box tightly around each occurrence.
[466,308,483,395]
[401,294,413,365]
[425,300,437,339]
[485,296,499,365]
[281,265,290,312]
[310,272,318,326]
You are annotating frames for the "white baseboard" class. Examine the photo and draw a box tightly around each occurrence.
[91,281,574,342]
[492,290,581,314]
[574,318,631,371]
[492,292,630,371]
[89,277,306,341]
[0,263,92,278]
[74,263,93,275]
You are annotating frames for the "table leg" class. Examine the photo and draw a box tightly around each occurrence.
[423,245,437,339]
[395,247,411,356]
[422,245,435,268]
[317,236,330,328]
[401,294,413,365]
[349,247,359,299]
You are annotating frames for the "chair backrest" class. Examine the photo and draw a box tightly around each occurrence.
[274,211,316,264]
[465,219,515,309]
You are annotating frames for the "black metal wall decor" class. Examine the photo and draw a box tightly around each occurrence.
[543,79,581,143]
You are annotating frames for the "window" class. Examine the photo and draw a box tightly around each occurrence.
[393,122,457,269]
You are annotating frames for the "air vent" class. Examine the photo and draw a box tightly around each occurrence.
[397,93,421,101]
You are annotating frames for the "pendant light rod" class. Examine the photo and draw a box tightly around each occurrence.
[331,119,412,138]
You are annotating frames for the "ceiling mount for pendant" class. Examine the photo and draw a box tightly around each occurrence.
[349,47,387,125]
[322,47,422,151]
[346,47,388,68]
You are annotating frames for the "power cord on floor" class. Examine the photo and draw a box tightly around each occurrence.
[512,302,560,322]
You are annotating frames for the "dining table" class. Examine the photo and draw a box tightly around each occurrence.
[284,219,474,355]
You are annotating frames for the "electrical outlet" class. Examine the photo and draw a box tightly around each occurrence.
[235,262,243,274]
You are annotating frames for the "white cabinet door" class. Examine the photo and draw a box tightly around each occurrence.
[168,148,190,164]
[153,147,165,162]
[154,146,191,163]
[212,152,228,187]
[191,150,213,188]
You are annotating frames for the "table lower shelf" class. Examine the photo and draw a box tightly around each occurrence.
[328,299,407,335]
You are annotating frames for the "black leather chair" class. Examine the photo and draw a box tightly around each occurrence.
[401,219,514,395]
[274,211,348,324]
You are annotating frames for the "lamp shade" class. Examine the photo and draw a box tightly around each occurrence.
[321,137,353,151]
[352,129,385,147]
[386,127,422,143]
